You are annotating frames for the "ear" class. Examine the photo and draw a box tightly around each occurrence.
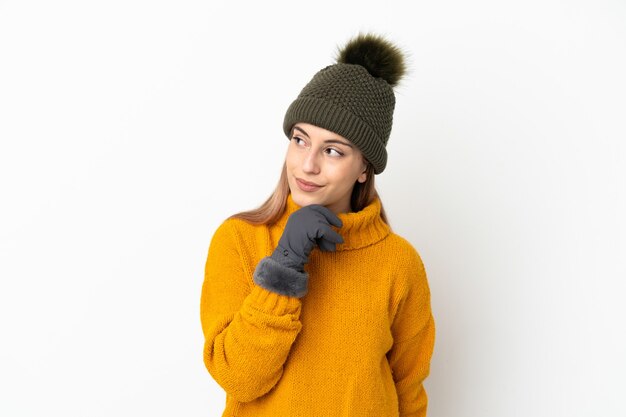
[357,161,368,183]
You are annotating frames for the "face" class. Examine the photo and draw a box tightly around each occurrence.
[285,122,368,214]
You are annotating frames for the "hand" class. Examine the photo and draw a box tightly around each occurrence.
[270,204,344,272]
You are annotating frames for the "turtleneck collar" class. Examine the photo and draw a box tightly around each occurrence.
[274,193,391,251]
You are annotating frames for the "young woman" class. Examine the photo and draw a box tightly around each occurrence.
[200,33,435,417]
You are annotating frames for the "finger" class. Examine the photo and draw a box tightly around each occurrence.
[318,227,344,245]
[316,238,337,252]
[308,205,343,228]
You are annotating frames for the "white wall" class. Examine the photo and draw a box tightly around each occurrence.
[1,1,624,416]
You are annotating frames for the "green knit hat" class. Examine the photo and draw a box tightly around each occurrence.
[283,33,406,174]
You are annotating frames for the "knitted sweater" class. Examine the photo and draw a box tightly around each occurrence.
[200,193,435,416]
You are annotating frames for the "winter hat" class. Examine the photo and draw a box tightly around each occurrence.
[283,33,406,174]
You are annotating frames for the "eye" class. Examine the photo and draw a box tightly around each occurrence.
[292,136,306,146]
[326,148,344,157]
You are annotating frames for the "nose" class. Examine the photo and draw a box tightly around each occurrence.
[302,146,321,175]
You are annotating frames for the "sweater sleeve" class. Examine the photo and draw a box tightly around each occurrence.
[386,246,436,417]
[200,220,303,403]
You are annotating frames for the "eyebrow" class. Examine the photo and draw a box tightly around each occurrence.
[292,126,354,149]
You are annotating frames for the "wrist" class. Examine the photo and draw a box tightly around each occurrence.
[253,256,309,298]
[271,245,306,272]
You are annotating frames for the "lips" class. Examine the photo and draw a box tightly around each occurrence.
[295,177,323,192]
[297,178,322,187]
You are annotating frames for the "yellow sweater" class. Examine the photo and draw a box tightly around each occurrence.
[200,193,435,416]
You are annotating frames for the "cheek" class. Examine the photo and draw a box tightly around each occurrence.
[285,147,297,168]
[285,146,310,171]
[324,165,352,186]
[336,159,361,178]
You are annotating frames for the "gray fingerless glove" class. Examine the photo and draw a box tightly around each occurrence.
[253,204,344,297]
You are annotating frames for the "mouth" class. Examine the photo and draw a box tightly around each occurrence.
[296,177,322,187]
[295,177,323,192]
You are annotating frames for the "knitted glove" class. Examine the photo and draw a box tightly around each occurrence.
[253,204,343,297]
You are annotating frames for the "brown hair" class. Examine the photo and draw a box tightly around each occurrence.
[228,160,390,228]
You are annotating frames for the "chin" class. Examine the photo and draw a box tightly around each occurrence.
[290,189,323,207]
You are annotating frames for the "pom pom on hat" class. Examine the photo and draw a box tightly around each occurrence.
[336,33,406,87]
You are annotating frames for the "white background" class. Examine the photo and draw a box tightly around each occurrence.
[1,1,625,416]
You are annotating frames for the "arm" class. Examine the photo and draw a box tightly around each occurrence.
[386,247,436,417]
[200,220,303,403]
